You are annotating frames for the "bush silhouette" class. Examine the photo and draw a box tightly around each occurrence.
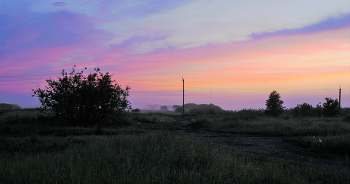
[0,103,21,109]
[172,105,180,110]
[322,97,339,117]
[235,108,265,121]
[32,67,131,127]
[175,103,224,115]
[314,104,323,117]
[264,91,284,117]
[132,108,141,113]
[292,103,313,117]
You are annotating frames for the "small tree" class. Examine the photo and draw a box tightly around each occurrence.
[32,67,131,127]
[323,97,339,117]
[264,90,284,117]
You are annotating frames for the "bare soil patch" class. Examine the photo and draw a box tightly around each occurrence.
[137,121,350,169]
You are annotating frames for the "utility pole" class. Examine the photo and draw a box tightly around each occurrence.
[210,88,212,103]
[339,85,341,112]
[182,77,185,115]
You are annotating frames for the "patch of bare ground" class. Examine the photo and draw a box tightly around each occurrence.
[137,121,350,170]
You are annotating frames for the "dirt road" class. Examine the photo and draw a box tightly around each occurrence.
[137,122,350,169]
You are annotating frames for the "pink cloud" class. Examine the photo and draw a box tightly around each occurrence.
[2,20,348,109]
[109,28,349,89]
[0,46,76,73]
[98,27,349,110]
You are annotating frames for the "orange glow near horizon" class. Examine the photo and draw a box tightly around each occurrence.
[1,27,349,109]
[107,28,349,94]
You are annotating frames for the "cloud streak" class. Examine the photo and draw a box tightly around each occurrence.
[251,13,350,39]
[53,2,67,7]
[100,0,350,54]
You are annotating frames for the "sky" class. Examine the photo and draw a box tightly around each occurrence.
[0,0,349,110]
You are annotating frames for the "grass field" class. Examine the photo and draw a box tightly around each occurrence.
[184,115,350,156]
[132,110,350,156]
[1,109,350,183]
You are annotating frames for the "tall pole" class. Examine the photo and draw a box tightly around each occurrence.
[210,88,212,103]
[339,85,341,112]
[182,77,184,115]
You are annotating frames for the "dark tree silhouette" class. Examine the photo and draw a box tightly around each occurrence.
[322,97,339,117]
[131,108,141,113]
[264,90,284,117]
[292,103,313,117]
[32,67,131,127]
[172,105,180,110]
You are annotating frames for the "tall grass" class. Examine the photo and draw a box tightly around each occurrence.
[1,132,349,184]
[0,108,140,137]
[2,108,350,183]
[132,112,178,125]
[291,134,350,155]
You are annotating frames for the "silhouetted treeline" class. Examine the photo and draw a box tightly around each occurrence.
[175,103,225,115]
[175,102,349,123]
[0,103,21,109]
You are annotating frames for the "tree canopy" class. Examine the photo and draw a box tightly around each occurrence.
[32,67,131,127]
[264,90,284,117]
[323,97,339,117]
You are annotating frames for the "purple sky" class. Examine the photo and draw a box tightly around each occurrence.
[0,0,349,110]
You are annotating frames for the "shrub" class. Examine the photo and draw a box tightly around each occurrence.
[189,105,224,115]
[314,104,323,117]
[32,67,131,127]
[0,103,21,110]
[175,106,183,113]
[322,97,339,117]
[188,118,208,129]
[292,103,313,117]
[175,103,197,113]
[131,108,141,113]
[160,106,168,111]
[235,108,265,121]
[172,105,180,110]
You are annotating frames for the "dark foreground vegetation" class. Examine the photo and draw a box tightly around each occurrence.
[1,107,350,183]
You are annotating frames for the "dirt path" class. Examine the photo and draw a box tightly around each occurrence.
[137,122,350,169]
